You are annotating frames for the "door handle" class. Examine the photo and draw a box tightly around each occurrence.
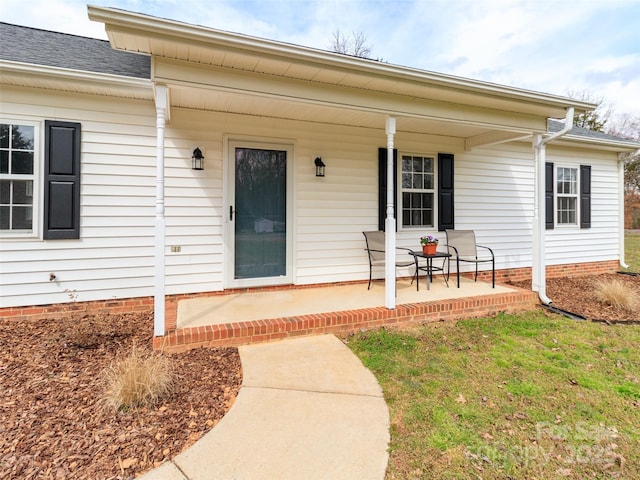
[229,206,234,221]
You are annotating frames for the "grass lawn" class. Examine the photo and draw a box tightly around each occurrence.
[348,310,640,479]
[625,231,640,271]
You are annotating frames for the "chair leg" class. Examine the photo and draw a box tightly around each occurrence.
[492,258,495,288]
[368,265,372,290]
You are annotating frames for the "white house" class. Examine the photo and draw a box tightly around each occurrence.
[1,7,638,343]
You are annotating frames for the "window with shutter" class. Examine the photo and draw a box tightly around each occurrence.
[377,148,454,232]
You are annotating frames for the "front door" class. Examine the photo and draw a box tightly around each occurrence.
[227,141,292,287]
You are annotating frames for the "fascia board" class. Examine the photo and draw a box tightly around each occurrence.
[87,5,595,115]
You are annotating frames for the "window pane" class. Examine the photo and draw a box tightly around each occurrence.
[402,209,410,226]
[422,210,433,226]
[13,181,33,204]
[0,151,7,174]
[12,205,32,229]
[412,157,423,172]
[411,210,421,225]
[412,174,422,189]
[11,151,34,174]
[0,124,9,148]
[0,206,9,229]
[423,173,434,189]
[0,180,9,204]
[12,125,34,150]
[402,172,411,188]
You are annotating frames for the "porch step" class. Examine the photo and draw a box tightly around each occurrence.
[153,287,538,352]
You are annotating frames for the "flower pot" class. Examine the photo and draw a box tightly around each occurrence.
[422,243,437,255]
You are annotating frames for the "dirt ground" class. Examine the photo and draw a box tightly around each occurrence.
[1,273,638,479]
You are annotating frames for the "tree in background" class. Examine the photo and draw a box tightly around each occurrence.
[330,30,372,58]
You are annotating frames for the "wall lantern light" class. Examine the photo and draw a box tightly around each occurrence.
[314,157,326,177]
[192,147,205,170]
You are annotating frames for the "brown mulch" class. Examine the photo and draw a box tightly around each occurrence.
[2,273,638,479]
[0,312,242,480]
[509,272,640,322]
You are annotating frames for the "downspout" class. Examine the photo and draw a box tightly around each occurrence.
[153,85,168,337]
[533,107,574,305]
[619,149,640,269]
[385,117,397,309]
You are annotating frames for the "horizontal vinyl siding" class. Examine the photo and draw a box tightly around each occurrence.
[1,87,158,307]
[1,86,623,308]
[545,146,620,265]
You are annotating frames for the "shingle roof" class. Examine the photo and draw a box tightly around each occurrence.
[548,118,636,144]
[0,22,150,79]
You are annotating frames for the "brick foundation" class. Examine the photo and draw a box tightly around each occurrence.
[1,260,620,349]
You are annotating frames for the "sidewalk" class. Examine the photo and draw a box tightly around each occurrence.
[140,335,390,479]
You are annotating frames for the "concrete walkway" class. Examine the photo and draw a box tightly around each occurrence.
[140,335,390,480]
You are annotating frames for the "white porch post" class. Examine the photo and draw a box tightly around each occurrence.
[385,117,397,309]
[153,85,168,337]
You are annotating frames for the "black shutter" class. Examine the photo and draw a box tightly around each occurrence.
[580,164,591,229]
[437,153,454,231]
[545,162,554,230]
[44,120,81,239]
[378,147,397,231]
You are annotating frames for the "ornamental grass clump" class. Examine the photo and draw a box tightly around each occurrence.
[594,278,638,313]
[102,343,174,412]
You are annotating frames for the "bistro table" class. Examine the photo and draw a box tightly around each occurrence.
[407,250,455,291]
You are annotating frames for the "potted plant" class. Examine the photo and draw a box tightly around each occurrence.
[420,235,438,255]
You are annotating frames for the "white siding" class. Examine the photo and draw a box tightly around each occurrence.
[0,86,623,308]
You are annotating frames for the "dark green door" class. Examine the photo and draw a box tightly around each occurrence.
[234,147,287,279]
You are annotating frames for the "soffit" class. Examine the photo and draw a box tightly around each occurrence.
[88,7,594,121]
[0,61,153,100]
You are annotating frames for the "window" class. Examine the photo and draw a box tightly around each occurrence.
[556,166,578,225]
[546,163,591,229]
[401,154,435,227]
[0,123,36,233]
[378,149,454,231]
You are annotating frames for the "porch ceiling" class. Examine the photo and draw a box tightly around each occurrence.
[168,83,493,139]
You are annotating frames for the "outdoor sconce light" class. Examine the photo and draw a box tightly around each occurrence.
[314,157,326,177]
[192,147,205,170]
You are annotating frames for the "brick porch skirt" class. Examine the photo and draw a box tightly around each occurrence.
[0,260,619,352]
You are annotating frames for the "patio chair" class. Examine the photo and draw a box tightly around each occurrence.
[445,229,495,288]
[363,231,416,290]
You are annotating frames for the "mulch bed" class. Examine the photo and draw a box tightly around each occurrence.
[0,312,242,480]
[509,272,640,322]
[2,273,638,479]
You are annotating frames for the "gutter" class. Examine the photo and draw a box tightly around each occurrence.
[533,108,575,305]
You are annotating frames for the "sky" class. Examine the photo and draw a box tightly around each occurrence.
[2,0,640,121]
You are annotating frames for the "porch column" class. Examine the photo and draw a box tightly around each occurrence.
[385,117,397,309]
[153,85,168,337]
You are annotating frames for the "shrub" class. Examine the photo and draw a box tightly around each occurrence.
[594,278,639,312]
[102,343,174,412]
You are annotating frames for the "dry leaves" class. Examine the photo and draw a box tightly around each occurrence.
[0,312,242,479]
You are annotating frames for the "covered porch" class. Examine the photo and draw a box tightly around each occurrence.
[154,277,538,352]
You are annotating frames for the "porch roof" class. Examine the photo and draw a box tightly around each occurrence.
[87,5,596,144]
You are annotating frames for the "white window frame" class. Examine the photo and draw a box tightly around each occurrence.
[555,165,579,227]
[398,152,437,229]
[0,119,41,239]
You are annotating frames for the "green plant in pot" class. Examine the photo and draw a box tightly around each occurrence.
[420,235,438,255]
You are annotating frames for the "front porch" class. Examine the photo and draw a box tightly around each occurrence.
[153,276,538,352]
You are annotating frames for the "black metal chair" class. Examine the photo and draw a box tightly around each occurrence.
[445,230,495,288]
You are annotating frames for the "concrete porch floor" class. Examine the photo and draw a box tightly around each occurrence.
[155,276,538,351]
[178,276,516,329]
